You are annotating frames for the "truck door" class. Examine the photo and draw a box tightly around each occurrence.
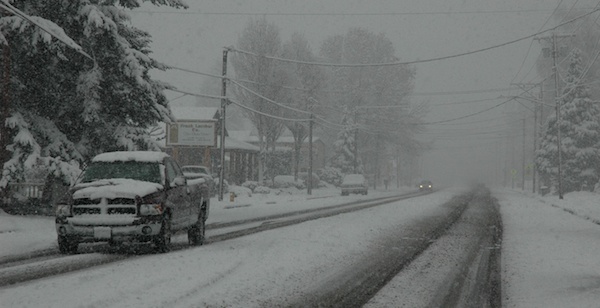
[164,159,191,229]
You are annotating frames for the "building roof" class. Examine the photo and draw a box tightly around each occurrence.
[217,137,260,152]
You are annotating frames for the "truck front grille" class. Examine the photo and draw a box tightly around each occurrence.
[73,207,101,215]
[107,207,136,215]
[73,197,137,215]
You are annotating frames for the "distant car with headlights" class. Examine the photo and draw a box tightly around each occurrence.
[418,180,433,191]
[340,174,368,196]
[55,151,210,254]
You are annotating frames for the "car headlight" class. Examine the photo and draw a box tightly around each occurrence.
[139,203,163,216]
[56,204,72,217]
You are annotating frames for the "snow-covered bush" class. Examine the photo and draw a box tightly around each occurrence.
[298,172,320,188]
[594,181,600,193]
[317,167,344,186]
[228,185,252,198]
[241,181,259,192]
[253,186,271,194]
[240,181,270,194]
[273,175,305,189]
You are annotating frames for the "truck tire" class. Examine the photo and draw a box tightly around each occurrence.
[188,213,205,246]
[154,214,172,253]
[58,236,78,254]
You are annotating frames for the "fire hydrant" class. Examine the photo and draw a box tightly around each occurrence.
[229,192,235,202]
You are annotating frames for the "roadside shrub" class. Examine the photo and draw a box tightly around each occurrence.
[298,172,320,188]
[242,181,259,192]
[273,175,305,189]
[317,167,344,186]
[254,186,271,194]
[229,185,252,197]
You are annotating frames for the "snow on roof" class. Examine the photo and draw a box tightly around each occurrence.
[217,137,260,152]
[170,107,219,122]
[92,151,169,163]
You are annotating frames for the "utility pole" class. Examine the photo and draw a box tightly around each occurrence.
[511,82,542,193]
[535,32,574,199]
[522,117,526,191]
[353,109,358,173]
[534,83,543,194]
[218,48,228,201]
[530,83,543,194]
[552,33,564,199]
[307,114,314,195]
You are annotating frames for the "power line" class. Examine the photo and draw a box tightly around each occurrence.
[228,98,311,122]
[417,98,513,125]
[167,88,225,100]
[429,97,503,107]
[228,7,600,68]
[228,79,313,115]
[128,8,585,17]
[523,2,600,85]
[166,63,516,97]
[511,0,567,84]
[167,64,224,79]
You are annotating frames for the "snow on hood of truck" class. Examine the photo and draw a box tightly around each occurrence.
[73,178,163,200]
[92,151,169,163]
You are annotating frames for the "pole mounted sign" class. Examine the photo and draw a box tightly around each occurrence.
[167,121,217,147]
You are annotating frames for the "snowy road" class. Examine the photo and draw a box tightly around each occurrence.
[0,191,426,286]
[0,186,505,307]
[3,186,600,307]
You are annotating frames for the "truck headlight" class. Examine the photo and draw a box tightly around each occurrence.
[56,204,72,217]
[139,203,163,216]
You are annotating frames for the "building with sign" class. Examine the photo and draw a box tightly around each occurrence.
[160,107,259,184]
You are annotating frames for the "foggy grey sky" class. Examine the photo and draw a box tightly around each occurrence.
[130,0,598,186]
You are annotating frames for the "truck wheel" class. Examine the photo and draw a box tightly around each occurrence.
[154,214,172,253]
[58,236,78,254]
[188,213,205,246]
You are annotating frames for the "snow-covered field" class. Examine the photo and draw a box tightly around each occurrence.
[1,186,600,307]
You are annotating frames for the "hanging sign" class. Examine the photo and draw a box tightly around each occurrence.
[166,121,217,147]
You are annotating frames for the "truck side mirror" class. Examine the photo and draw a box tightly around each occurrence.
[171,176,187,187]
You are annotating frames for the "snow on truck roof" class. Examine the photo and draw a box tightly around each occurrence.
[92,151,170,163]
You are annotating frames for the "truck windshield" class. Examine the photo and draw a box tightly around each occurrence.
[81,161,162,184]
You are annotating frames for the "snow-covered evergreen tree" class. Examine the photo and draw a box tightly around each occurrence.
[536,48,600,193]
[330,107,362,174]
[0,0,185,186]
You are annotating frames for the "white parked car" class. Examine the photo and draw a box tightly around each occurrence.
[340,174,368,196]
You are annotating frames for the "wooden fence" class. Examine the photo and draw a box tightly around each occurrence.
[7,182,45,199]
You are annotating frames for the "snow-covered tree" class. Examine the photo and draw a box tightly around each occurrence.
[536,49,600,193]
[231,17,288,182]
[280,32,324,180]
[330,107,362,174]
[0,0,185,187]
[319,27,417,184]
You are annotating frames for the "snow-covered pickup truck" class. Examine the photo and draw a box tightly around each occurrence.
[55,151,210,254]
